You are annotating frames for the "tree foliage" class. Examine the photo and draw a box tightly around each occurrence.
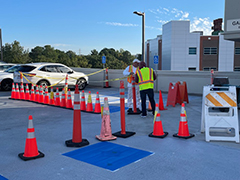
[1,40,138,69]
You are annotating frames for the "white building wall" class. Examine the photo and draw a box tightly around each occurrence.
[147,37,159,69]
[171,21,200,71]
[218,34,235,71]
[162,22,172,70]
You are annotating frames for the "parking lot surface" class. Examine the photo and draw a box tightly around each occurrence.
[1,86,240,180]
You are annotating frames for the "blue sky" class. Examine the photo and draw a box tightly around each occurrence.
[0,0,225,55]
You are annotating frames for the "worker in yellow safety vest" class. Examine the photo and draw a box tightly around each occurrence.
[135,61,157,118]
[123,59,141,113]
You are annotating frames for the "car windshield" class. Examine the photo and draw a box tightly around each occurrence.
[17,65,36,72]
[4,65,21,73]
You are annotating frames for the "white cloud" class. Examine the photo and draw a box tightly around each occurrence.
[105,22,138,27]
[53,44,69,47]
[146,26,162,31]
[190,17,213,35]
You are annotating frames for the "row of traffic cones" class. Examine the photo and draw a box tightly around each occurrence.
[10,83,101,113]
[149,103,194,139]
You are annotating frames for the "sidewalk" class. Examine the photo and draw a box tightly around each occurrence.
[0,86,240,180]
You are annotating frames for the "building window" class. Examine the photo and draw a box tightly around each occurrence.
[234,67,240,71]
[235,48,240,55]
[188,67,196,71]
[204,47,217,55]
[189,47,197,55]
[203,67,217,71]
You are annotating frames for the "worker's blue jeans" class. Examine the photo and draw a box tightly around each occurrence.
[140,89,155,116]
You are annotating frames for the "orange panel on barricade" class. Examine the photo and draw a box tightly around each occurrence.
[166,82,182,107]
[178,81,189,103]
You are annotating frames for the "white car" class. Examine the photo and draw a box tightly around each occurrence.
[14,63,89,90]
[0,63,16,72]
[0,65,21,91]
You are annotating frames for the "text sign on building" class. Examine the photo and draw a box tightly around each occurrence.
[227,19,240,32]
[154,55,158,64]
[102,56,106,64]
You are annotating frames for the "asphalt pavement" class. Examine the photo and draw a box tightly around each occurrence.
[0,85,240,180]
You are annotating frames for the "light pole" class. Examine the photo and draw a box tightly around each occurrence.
[133,11,145,63]
[0,29,3,62]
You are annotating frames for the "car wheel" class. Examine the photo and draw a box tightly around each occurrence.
[77,78,87,90]
[37,80,50,88]
[1,79,13,91]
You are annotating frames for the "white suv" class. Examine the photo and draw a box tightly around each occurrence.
[14,63,88,90]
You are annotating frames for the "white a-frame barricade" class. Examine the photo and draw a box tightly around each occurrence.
[201,85,239,143]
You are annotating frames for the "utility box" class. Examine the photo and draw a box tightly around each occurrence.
[224,0,240,42]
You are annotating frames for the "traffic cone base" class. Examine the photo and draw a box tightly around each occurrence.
[18,151,44,161]
[65,139,89,147]
[104,86,111,88]
[173,133,194,139]
[112,131,136,138]
[149,132,168,138]
[96,135,117,141]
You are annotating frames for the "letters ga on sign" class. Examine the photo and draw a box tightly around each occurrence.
[227,18,240,32]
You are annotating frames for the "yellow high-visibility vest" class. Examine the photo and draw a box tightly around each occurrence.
[136,67,154,91]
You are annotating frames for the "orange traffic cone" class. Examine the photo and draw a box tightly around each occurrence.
[94,92,101,113]
[55,88,61,106]
[11,83,15,99]
[173,103,194,139]
[80,90,86,111]
[149,111,168,138]
[30,85,35,101]
[86,91,93,112]
[49,87,55,105]
[25,84,30,101]
[159,90,167,110]
[96,97,117,141]
[35,85,39,102]
[20,83,25,100]
[147,101,152,111]
[38,86,44,103]
[65,85,89,147]
[44,86,50,104]
[15,83,20,99]
[66,89,73,109]
[18,115,44,161]
[61,88,66,107]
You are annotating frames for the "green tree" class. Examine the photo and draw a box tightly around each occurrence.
[3,40,29,64]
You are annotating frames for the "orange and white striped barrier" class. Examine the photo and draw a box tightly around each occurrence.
[65,85,89,147]
[18,115,44,161]
[201,85,239,143]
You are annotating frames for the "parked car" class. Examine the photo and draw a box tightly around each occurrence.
[14,63,89,90]
[0,63,16,72]
[0,65,21,91]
